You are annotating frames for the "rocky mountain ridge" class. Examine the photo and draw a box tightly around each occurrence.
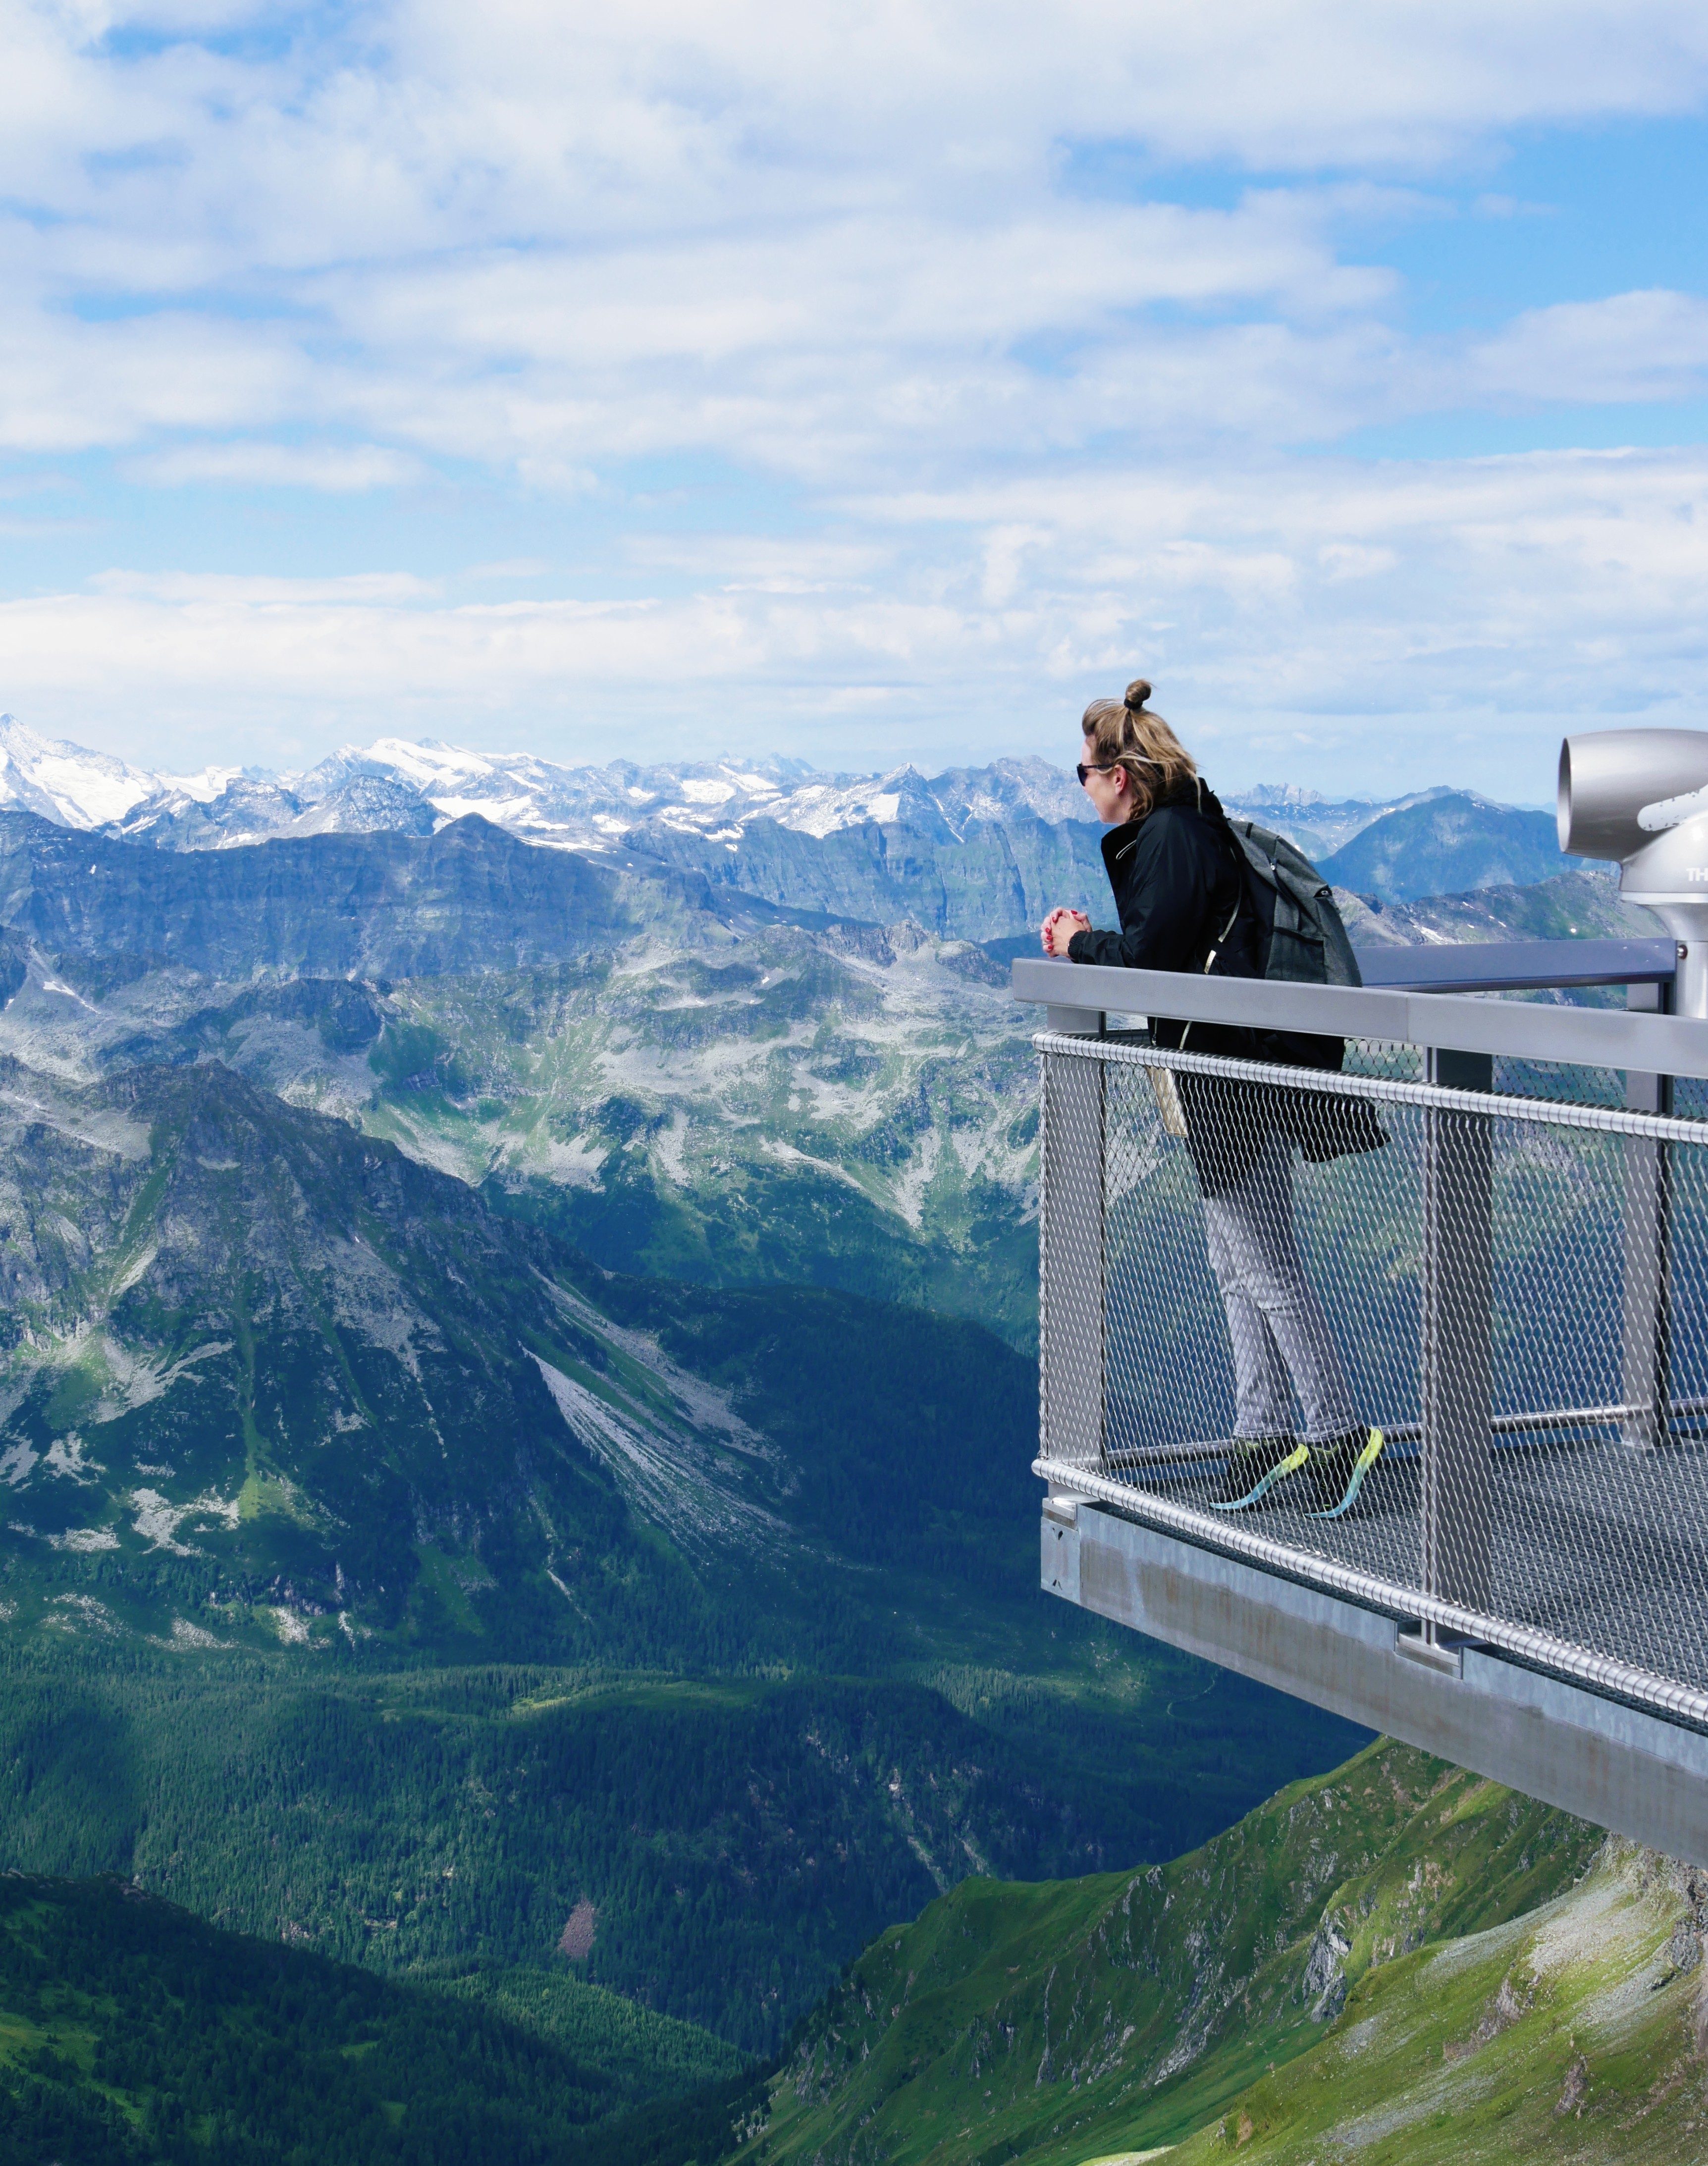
[0,806,1048,1345]
[0,1042,1084,1659]
[0,714,1099,853]
[0,714,1571,919]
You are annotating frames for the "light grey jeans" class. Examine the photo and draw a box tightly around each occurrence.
[1202,1130,1357,1444]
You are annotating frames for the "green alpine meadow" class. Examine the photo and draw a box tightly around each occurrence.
[742,1741,1704,2166]
[0,771,1701,2162]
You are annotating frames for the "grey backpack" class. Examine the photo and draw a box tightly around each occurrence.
[1223,818,1363,989]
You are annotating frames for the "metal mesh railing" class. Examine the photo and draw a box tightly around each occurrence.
[1036,1030,1708,1726]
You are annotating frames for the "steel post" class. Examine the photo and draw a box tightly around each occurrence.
[1421,1047,1494,1612]
[1040,1043,1106,1472]
[1623,981,1674,1450]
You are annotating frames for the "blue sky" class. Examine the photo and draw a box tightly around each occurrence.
[3,1,1708,802]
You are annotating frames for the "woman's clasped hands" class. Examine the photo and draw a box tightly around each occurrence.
[1040,906,1091,957]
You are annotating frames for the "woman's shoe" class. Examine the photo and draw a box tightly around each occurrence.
[1212,1436,1309,1512]
[1308,1427,1385,1519]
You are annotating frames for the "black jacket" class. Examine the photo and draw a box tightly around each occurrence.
[1066,781,1261,1060]
[1067,781,1380,1195]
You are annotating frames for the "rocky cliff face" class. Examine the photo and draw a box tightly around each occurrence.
[0,1056,711,1652]
[0,807,687,981]
[641,812,1112,942]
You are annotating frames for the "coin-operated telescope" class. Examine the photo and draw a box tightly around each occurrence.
[1559,729,1708,1018]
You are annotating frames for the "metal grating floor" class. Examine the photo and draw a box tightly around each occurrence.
[1098,1430,1708,1701]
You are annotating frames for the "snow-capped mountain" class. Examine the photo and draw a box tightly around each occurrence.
[284,740,1102,850]
[0,715,1105,855]
[0,715,235,830]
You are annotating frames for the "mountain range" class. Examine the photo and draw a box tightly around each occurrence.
[0,794,1370,2062]
[0,713,1582,916]
[0,705,1693,2159]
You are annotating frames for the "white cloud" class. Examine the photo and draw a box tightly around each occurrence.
[0,0,1706,785]
[1467,290,1708,406]
[0,2,1703,475]
[124,440,424,489]
[0,308,303,453]
[370,0,1708,181]
[2,445,1705,797]
[87,568,435,602]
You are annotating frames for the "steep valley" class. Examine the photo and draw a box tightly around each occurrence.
[14,1735,1699,2166]
[0,1040,1365,2060]
[0,1658,1363,2058]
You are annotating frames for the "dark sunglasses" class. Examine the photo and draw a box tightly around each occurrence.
[1076,761,1116,785]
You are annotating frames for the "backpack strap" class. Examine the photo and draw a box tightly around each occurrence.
[1177,884,1244,1050]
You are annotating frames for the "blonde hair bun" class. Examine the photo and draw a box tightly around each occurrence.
[1081,680,1193,821]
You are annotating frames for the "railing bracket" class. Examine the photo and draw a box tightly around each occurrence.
[1396,1625,1481,1678]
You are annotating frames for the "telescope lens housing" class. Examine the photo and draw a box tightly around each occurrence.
[1557,729,1708,861]
[1558,727,1708,1018]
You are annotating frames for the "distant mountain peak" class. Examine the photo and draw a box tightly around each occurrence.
[1234,781,1337,809]
[0,712,161,830]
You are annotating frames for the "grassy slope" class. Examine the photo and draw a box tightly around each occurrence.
[7,1743,1701,2166]
[1167,1834,1708,2165]
[744,1740,1608,2166]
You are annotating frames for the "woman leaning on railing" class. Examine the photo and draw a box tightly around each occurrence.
[1040,679,1384,1520]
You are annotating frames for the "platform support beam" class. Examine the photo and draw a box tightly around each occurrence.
[1046,1505,1708,1865]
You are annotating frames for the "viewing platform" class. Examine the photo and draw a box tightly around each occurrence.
[1015,941,1708,1864]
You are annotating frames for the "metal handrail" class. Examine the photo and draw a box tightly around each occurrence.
[1034,1027,1702,1143]
[1010,955,1708,1077]
[1356,936,1679,994]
